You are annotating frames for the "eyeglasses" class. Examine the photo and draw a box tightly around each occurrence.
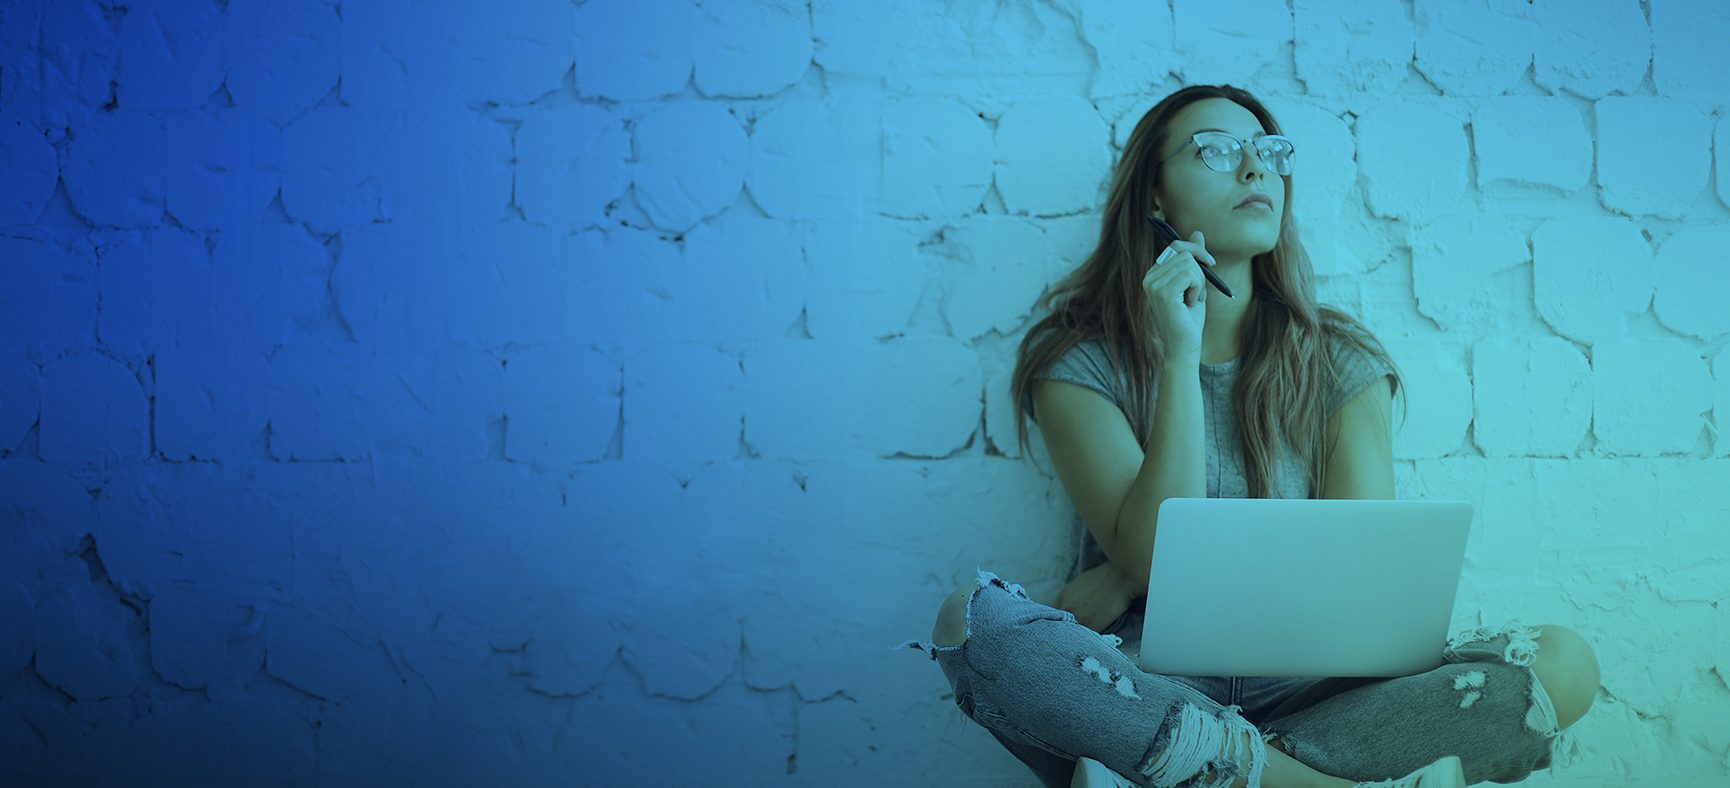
[1159,132,1297,176]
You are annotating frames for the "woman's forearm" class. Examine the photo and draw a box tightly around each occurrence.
[1110,357,1207,587]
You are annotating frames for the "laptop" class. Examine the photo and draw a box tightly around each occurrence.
[1136,497,1472,678]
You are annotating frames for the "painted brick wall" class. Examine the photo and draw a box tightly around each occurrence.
[1,0,1727,785]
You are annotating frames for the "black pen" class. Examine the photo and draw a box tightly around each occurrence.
[1146,215,1235,299]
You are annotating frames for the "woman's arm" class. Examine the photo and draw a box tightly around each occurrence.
[1320,374,1396,500]
[1032,354,1205,591]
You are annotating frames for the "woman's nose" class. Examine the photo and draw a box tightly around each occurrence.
[1239,148,1268,180]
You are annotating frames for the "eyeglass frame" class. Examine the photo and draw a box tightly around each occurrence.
[1158,131,1297,176]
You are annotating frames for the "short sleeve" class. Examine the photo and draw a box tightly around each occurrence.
[1028,339,1122,423]
[1325,330,1396,419]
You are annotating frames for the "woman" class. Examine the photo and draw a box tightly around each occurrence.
[900,86,1599,788]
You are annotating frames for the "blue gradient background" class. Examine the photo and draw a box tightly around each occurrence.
[3,1,1729,786]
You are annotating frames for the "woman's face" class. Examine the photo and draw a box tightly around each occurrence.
[1149,98,1285,263]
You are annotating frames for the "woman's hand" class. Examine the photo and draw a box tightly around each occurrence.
[1054,561,1142,633]
[1141,229,1214,363]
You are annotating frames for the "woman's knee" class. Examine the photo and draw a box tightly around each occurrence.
[933,585,975,647]
[1531,624,1600,729]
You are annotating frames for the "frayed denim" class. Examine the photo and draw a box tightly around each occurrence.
[899,570,1579,788]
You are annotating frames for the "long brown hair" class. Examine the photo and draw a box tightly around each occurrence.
[1009,85,1406,498]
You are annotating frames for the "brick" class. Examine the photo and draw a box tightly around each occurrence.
[979,336,1052,466]
[0,236,96,345]
[624,344,742,463]
[280,107,398,231]
[504,344,619,463]
[35,0,119,130]
[335,0,418,108]
[1264,100,1356,217]
[879,98,993,220]
[1721,120,1730,212]
[1259,100,1357,276]
[939,216,1064,341]
[570,226,684,351]
[1173,0,1290,86]
[632,102,747,233]
[810,0,1091,96]
[210,224,328,345]
[619,589,741,701]
[268,344,500,462]
[1,3,45,120]
[343,0,573,108]
[116,0,224,110]
[566,676,792,781]
[154,346,269,462]
[746,98,882,221]
[426,110,515,230]
[1472,337,1591,457]
[1473,97,1591,191]
[0,464,96,572]
[680,215,804,340]
[995,97,1111,216]
[576,0,695,102]
[744,337,981,460]
[1593,339,1713,456]
[0,577,28,673]
[1410,214,1530,329]
[1413,0,1535,95]
[444,222,568,346]
[224,0,341,118]
[1113,96,1160,150]
[1078,2,1176,99]
[1531,0,1648,99]
[1596,97,1711,220]
[1654,224,1730,340]
[559,459,686,594]
[33,582,138,700]
[162,110,283,230]
[803,215,925,339]
[63,110,167,227]
[442,3,575,106]
[0,348,39,452]
[1357,101,1468,222]
[331,223,439,348]
[40,354,148,465]
[1651,0,1730,99]
[1717,354,1730,457]
[96,228,214,350]
[1531,217,1653,342]
[515,103,631,229]
[1385,340,1472,459]
[0,115,56,224]
[147,583,261,692]
[265,344,373,462]
[1293,0,1412,98]
[264,604,400,705]
[316,109,511,232]
[693,0,810,99]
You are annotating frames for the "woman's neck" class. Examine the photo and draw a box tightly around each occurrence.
[1200,258,1254,364]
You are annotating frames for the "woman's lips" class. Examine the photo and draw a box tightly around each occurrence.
[1234,192,1274,210]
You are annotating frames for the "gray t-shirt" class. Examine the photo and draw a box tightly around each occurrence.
[1032,333,1395,583]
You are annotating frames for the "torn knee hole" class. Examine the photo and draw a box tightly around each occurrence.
[1079,655,1142,700]
[1139,702,1265,788]
[1454,670,1486,708]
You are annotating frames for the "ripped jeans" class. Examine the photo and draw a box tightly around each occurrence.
[898,571,1581,788]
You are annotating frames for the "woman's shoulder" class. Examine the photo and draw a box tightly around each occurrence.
[1028,335,1123,415]
[1318,313,1397,415]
